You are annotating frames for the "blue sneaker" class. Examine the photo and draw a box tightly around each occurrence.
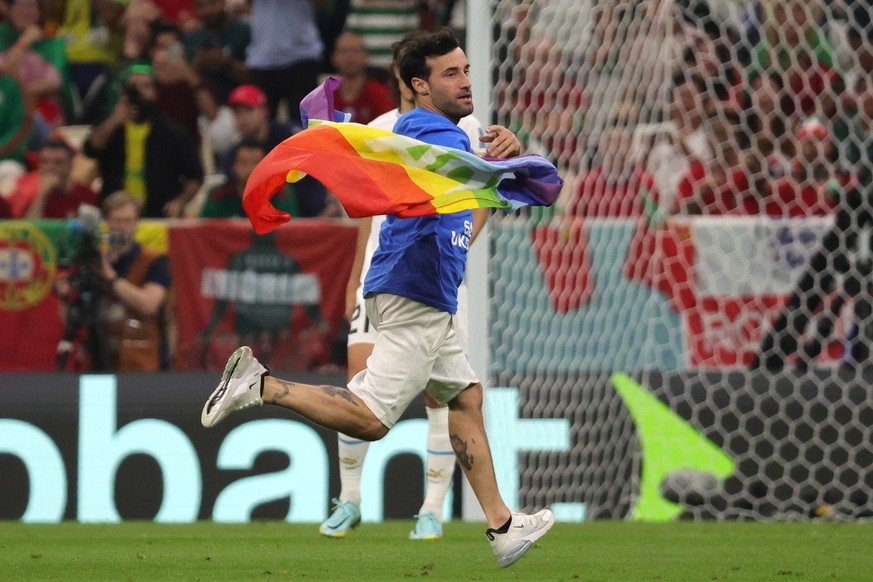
[409,512,443,540]
[319,498,361,538]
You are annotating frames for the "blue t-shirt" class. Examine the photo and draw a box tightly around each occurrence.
[363,108,474,314]
[114,243,172,289]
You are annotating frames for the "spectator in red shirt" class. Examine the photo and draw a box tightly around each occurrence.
[11,138,97,219]
[766,117,847,217]
[330,31,394,125]
[673,110,751,215]
[568,108,659,218]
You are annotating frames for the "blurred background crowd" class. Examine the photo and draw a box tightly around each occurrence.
[2,0,870,226]
[0,0,467,374]
[1,0,873,374]
[494,0,872,221]
[0,0,467,221]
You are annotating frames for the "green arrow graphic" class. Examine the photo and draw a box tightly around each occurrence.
[612,372,735,521]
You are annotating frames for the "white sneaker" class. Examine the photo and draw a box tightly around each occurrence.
[486,509,555,568]
[201,346,268,428]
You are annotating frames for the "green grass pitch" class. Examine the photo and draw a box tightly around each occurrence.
[1,521,871,580]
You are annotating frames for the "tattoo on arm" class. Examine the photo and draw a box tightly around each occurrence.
[450,434,474,470]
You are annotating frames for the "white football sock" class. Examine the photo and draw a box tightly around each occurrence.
[418,406,455,522]
[337,432,368,505]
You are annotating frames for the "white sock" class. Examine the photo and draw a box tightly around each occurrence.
[337,432,369,505]
[418,406,455,522]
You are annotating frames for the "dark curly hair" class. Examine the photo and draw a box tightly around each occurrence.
[396,27,461,93]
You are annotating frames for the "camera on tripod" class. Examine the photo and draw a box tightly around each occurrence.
[56,204,111,371]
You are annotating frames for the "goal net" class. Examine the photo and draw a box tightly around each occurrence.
[481,0,873,521]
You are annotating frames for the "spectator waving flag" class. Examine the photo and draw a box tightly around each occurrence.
[242,79,563,234]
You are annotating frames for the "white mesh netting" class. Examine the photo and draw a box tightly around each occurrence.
[483,0,873,520]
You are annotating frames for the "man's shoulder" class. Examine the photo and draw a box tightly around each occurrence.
[69,183,99,203]
[396,109,471,150]
[7,171,41,217]
[133,245,172,284]
[13,170,41,192]
[396,108,459,134]
[368,108,399,131]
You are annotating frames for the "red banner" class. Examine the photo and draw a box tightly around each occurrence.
[530,220,594,313]
[169,219,356,372]
[0,221,65,371]
[0,219,355,372]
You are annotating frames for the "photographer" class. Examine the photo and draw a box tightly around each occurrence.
[57,191,172,371]
[83,63,203,218]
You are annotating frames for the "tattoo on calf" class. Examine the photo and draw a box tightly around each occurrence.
[319,384,358,406]
[450,434,474,470]
[266,381,359,406]
[267,379,294,404]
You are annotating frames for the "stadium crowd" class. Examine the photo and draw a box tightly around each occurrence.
[517,0,873,217]
[495,0,873,369]
[499,0,872,221]
[1,0,872,372]
[0,0,465,372]
[0,0,469,221]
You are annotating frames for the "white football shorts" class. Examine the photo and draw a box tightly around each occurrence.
[347,284,469,350]
[347,293,479,428]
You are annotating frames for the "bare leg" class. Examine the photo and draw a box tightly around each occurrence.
[347,343,371,379]
[447,383,512,528]
[263,376,388,441]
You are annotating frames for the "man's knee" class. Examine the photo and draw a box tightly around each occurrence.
[448,382,483,411]
[357,418,389,441]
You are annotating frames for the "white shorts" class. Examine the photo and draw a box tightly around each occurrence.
[347,293,479,428]
[347,284,469,350]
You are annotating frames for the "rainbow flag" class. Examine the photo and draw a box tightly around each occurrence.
[298,76,351,126]
[243,121,563,234]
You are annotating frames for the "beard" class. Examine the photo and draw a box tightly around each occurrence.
[435,97,473,123]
